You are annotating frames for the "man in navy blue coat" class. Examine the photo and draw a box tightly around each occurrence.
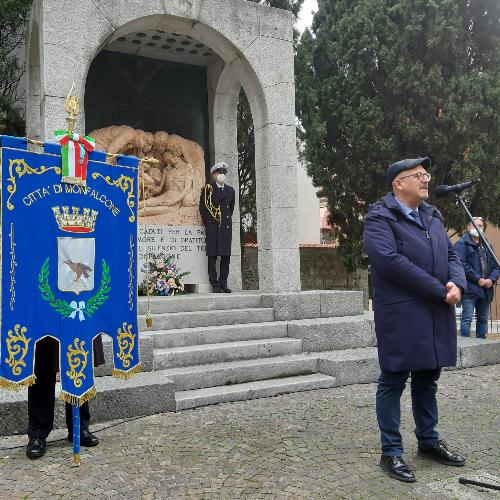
[454,217,500,339]
[363,158,467,482]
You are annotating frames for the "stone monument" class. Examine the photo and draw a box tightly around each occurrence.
[26,0,300,292]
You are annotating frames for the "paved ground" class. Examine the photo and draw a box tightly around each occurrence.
[0,364,499,499]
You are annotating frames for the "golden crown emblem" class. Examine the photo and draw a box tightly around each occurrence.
[52,206,98,233]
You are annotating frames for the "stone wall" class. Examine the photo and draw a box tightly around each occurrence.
[242,246,369,308]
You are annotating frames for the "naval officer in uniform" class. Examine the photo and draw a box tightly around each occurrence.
[199,162,235,293]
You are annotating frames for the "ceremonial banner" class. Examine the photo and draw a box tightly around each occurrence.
[0,135,140,405]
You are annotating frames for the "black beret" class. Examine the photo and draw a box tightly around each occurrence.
[387,157,431,183]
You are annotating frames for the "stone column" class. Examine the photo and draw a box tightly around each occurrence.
[244,21,301,292]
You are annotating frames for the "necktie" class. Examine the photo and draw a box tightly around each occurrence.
[409,210,423,227]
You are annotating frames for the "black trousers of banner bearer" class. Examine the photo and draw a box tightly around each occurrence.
[208,255,230,289]
[26,336,103,439]
[27,370,90,439]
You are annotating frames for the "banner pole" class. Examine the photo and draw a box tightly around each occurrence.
[72,404,81,467]
[140,159,158,328]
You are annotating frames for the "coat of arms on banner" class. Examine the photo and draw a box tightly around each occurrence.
[58,236,96,295]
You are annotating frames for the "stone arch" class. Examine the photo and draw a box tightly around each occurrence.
[82,15,272,292]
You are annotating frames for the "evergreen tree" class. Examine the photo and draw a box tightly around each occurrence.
[296,0,500,270]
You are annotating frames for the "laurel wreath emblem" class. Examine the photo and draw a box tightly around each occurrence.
[38,257,111,318]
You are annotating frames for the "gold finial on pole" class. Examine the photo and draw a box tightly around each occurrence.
[64,82,80,134]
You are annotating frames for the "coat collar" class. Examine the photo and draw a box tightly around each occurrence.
[381,193,443,222]
[211,181,230,200]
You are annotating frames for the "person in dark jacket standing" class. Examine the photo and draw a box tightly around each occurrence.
[26,336,104,459]
[199,162,235,293]
[363,157,467,483]
[454,217,499,339]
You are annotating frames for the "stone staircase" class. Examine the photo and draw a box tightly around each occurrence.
[140,291,358,411]
[1,291,499,435]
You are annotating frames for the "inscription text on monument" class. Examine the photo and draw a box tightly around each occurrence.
[137,225,208,285]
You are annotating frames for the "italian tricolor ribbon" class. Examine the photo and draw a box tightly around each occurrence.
[54,130,95,185]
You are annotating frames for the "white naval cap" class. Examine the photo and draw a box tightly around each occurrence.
[210,162,229,174]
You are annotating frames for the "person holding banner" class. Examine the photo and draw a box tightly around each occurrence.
[26,336,104,459]
[199,162,235,293]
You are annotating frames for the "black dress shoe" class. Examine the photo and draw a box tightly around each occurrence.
[213,287,223,293]
[67,429,99,447]
[222,287,232,293]
[26,437,46,459]
[418,440,465,466]
[380,455,416,482]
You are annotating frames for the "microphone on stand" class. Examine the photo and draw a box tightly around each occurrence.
[434,178,499,268]
[433,180,479,198]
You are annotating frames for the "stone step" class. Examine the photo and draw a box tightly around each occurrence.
[154,338,303,369]
[262,291,364,320]
[0,370,176,436]
[161,353,319,391]
[316,338,500,386]
[318,347,380,386]
[1,339,498,436]
[287,316,376,352]
[139,307,275,331]
[153,321,288,349]
[458,337,500,368]
[175,373,338,410]
[138,292,263,315]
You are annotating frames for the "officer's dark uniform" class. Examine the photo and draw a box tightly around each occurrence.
[28,336,104,439]
[199,182,235,290]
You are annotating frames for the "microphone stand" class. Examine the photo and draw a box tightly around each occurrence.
[456,194,500,268]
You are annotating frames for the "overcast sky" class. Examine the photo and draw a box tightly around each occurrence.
[296,0,318,32]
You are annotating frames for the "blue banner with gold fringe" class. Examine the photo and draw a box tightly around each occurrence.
[0,135,140,405]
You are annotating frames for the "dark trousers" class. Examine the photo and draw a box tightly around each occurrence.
[376,368,441,456]
[27,369,90,439]
[208,255,230,288]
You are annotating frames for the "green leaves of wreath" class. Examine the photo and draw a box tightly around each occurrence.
[38,257,111,318]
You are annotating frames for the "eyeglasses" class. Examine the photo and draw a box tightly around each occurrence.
[396,172,432,182]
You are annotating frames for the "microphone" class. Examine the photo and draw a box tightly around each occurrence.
[433,180,479,198]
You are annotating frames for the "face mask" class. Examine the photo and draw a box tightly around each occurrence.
[469,228,482,237]
[216,173,226,184]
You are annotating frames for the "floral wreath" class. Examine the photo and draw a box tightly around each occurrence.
[38,257,111,321]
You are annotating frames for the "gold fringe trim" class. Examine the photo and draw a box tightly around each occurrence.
[59,386,97,407]
[0,374,36,391]
[112,363,141,380]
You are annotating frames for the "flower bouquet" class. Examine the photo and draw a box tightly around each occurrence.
[138,254,190,296]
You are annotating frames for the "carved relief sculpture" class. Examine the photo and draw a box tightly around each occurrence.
[89,126,205,226]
